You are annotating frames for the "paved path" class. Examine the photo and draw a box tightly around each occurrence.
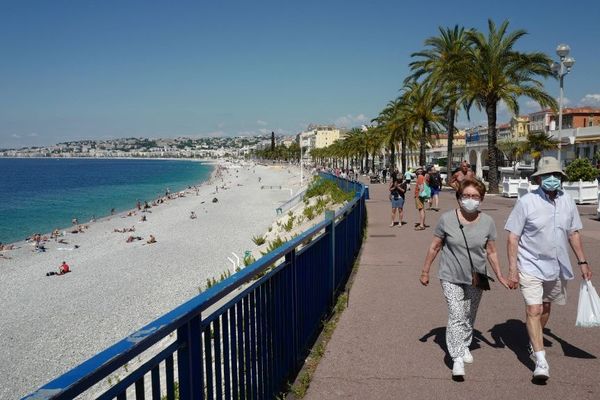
[305,180,600,400]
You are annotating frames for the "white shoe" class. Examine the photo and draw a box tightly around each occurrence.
[463,349,473,364]
[452,358,465,377]
[533,360,550,381]
[389,223,395,227]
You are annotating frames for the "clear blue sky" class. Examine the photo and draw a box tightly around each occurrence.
[1,0,599,148]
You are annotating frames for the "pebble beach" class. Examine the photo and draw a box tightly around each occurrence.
[0,161,304,399]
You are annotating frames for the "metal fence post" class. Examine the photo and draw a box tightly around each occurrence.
[177,314,204,400]
[325,210,336,304]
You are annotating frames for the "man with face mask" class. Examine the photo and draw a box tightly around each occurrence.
[505,156,593,382]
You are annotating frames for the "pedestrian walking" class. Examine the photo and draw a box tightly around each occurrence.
[420,178,509,379]
[428,166,443,211]
[404,169,414,191]
[414,167,429,230]
[504,156,593,382]
[388,176,407,227]
[449,160,475,191]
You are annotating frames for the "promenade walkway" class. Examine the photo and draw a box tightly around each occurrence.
[304,180,600,400]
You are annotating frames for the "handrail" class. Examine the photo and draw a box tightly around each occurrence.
[24,172,366,400]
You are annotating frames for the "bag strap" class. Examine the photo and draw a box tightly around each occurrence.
[454,209,493,281]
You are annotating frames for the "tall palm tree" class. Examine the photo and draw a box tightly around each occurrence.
[462,19,557,193]
[408,25,471,171]
[521,132,559,165]
[400,81,445,166]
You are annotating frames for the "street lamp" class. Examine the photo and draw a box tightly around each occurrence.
[551,44,575,165]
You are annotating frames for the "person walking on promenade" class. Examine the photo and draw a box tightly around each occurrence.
[389,176,407,227]
[414,168,428,230]
[504,156,593,382]
[420,178,509,379]
[404,169,414,191]
[449,160,475,191]
[428,166,443,211]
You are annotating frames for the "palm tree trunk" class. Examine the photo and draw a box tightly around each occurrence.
[389,138,396,169]
[371,151,376,172]
[486,102,499,194]
[401,135,407,173]
[419,121,427,166]
[446,107,456,171]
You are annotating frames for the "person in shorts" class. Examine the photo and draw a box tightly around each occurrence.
[389,176,407,227]
[414,168,428,230]
[505,156,592,382]
[427,166,443,211]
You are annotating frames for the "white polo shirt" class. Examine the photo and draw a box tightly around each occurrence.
[504,188,582,281]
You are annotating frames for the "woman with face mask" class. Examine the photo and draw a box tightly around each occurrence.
[419,178,510,379]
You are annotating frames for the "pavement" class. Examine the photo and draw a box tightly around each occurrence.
[304,180,600,400]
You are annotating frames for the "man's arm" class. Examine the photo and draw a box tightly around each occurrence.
[507,232,520,289]
[449,172,459,191]
[568,230,593,280]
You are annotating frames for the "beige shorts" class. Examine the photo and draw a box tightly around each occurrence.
[519,271,567,306]
[415,197,424,210]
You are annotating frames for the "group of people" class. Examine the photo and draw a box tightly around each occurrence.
[417,156,592,381]
[387,165,446,229]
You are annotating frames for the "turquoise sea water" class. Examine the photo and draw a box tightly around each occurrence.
[0,158,213,244]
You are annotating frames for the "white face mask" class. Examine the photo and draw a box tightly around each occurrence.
[460,198,480,213]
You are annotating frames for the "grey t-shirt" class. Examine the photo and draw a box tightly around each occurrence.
[434,210,497,285]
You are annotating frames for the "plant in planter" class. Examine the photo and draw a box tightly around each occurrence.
[565,158,598,182]
[563,158,599,204]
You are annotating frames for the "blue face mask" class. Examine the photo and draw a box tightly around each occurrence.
[541,175,562,192]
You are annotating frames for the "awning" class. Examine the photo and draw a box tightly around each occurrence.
[574,135,600,143]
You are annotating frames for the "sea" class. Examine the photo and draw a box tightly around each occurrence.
[0,158,213,244]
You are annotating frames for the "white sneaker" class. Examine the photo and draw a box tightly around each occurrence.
[452,358,465,377]
[533,360,550,381]
[463,349,473,364]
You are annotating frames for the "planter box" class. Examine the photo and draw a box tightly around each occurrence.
[502,177,528,198]
[517,182,539,198]
[562,180,598,204]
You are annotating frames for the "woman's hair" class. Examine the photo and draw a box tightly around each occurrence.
[455,178,486,200]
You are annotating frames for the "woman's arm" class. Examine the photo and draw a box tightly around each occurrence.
[420,236,443,286]
[486,240,509,289]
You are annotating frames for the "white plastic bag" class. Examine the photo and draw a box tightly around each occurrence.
[575,280,600,327]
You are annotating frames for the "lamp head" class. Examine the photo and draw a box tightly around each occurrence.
[550,61,561,75]
[563,56,575,70]
[556,44,570,59]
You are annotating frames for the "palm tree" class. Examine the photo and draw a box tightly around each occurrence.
[462,19,557,193]
[521,132,559,165]
[408,25,471,171]
[400,81,445,166]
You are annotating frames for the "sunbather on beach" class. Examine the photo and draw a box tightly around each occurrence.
[46,261,70,276]
[190,211,197,219]
[126,235,143,243]
[146,235,156,244]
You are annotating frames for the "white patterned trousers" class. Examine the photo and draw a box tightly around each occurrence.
[441,280,483,359]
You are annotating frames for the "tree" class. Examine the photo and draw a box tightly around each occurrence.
[462,19,557,193]
[521,132,558,165]
[408,25,471,171]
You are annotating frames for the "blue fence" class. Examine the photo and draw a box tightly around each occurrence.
[24,173,366,400]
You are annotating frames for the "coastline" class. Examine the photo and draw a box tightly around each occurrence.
[0,158,215,246]
[1,161,304,399]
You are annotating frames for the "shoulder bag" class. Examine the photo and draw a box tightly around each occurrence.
[454,210,493,291]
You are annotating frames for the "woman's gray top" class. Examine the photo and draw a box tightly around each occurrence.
[433,210,497,285]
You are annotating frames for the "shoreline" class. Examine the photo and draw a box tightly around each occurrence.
[1,161,303,399]
[0,158,217,247]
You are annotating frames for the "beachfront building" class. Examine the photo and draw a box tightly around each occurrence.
[297,125,343,162]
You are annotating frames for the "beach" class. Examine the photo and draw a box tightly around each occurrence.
[0,161,304,399]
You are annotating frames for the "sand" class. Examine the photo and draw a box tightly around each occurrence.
[0,161,305,399]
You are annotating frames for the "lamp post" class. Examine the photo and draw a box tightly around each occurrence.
[551,44,575,166]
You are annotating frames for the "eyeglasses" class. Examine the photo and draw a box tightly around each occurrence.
[460,194,481,201]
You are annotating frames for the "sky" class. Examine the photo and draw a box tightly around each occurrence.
[1,0,599,149]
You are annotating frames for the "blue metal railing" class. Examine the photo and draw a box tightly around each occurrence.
[24,172,366,400]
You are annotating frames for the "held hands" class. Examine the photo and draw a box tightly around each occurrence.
[507,268,519,290]
[497,275,511,289]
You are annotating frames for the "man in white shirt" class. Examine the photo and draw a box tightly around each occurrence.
[505,156,592,382]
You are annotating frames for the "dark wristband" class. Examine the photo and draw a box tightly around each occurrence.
[578,261,588,265]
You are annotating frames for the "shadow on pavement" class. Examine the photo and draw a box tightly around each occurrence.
[419,326,499,369]
[488,319,535,371]
[543,328,597,359]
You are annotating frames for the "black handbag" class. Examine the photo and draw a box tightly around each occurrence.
[455,210,494,291]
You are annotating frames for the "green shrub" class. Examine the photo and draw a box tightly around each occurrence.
[303,206,315,220]
[304,177,354,204]
[261,236,286,255]
[565,158,598,182]
[252,235,266,246]
[283,216,295,232]
[243,254,256,266]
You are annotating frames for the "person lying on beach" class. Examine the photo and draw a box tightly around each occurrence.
[146,235,156,244]
[190,211,197,219]
[126,235,143,243]
[51,229,61,239]
[46,261,71,276]
[58,239,68,244]
[140,215,147,222]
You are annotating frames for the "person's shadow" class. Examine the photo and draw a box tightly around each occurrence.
[419,326,498,369]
